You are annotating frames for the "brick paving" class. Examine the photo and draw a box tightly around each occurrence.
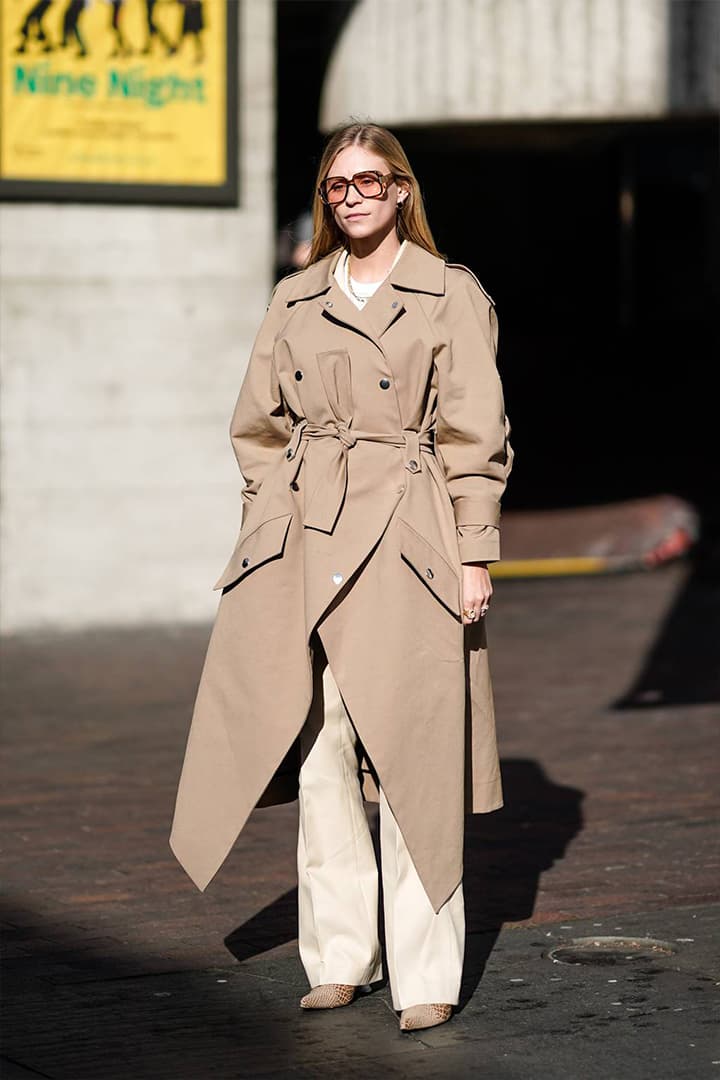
[2,561,719,1077]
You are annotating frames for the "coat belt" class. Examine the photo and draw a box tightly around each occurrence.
[284,418,435,533]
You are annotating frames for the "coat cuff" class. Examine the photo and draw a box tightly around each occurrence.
[457,525,500,564]
[452,495,502,528]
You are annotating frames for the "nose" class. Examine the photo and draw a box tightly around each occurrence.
[344,185,362,206]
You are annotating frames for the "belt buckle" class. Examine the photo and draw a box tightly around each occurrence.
[404,430,421,473]
[285,418,307,461]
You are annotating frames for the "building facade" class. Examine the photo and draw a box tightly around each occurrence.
[1,0,276,632]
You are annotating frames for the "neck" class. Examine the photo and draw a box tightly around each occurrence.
[347,227,403,283]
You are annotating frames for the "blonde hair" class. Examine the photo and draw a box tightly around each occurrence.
[305,121,444,267]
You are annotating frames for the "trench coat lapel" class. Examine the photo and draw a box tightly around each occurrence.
[309,279,406,343]
[314,279,383,341]
[284,252,369,340]
[285,241,447,344]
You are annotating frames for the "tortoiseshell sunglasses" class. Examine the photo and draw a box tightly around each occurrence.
[318,170,396,206]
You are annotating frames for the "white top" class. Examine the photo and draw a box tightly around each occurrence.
[334,240,407,309]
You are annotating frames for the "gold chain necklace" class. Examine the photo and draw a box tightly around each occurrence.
[344,252,366,304]
[344,250,388,304]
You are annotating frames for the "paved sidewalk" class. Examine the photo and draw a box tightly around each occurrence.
[2,560,719,1078]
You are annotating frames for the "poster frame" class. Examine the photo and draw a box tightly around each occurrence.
[0,0,240,206]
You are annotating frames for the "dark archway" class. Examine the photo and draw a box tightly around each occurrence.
[398,119,719,533]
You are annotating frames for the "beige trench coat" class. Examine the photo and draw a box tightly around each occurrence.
[169,239,513,913]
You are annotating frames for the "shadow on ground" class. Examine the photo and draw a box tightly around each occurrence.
[614,545,720,708]
[224,757,584,1012]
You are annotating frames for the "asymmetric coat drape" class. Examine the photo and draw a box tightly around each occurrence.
[169,239,514,913]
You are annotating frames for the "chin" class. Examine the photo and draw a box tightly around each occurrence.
[341,218,392,240]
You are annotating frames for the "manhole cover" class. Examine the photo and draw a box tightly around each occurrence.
[547,936,677,966]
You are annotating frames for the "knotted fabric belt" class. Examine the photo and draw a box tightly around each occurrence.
[284,418,435,533]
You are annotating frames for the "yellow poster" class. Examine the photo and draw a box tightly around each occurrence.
[0,0,236,200]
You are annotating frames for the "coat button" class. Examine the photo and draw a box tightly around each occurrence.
[286,448,293,458]
[407,458,419,471]
[391,301,399,309]
[425,567,434,579]
[242,557,250,568]
[290,480,299,491]
[379,378,391,389]
[325,300,333,308]
[294,370,303,381]
[332,572,343,585]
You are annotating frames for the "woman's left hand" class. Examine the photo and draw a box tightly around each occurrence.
[461,563,493,624]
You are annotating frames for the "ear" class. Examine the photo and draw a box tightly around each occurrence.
[397,180,410,205]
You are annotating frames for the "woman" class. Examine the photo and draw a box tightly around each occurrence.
[169,122,513,1032]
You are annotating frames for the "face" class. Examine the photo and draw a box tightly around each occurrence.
[323,145,408,242]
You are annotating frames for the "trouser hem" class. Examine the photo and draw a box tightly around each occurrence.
[305,961,384,989]
[393,986,461,1011]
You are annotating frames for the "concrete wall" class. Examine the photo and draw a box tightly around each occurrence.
[0,0,275,633]
[320,0,720,129]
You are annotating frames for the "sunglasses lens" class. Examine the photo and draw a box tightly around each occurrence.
[323,179,348,203]
[352,173,383,198]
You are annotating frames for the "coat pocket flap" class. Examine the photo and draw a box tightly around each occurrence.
[396,517,461,616]
[212,512,293,591]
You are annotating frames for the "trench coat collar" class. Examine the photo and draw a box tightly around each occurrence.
[284,239,447,303]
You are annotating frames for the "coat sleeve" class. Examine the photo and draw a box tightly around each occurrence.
[455,523,501,563]
[434,268,514,564]
[229,281,293,520]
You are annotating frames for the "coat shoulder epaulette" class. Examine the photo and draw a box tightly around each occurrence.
[445,262,495,307]
[267,267,304,309]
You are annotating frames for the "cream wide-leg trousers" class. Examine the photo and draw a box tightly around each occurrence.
[297,642,465,1012]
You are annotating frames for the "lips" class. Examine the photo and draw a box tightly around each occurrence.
[345,213,369,220]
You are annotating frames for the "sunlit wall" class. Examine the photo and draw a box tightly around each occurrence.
[0,0,276,632]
